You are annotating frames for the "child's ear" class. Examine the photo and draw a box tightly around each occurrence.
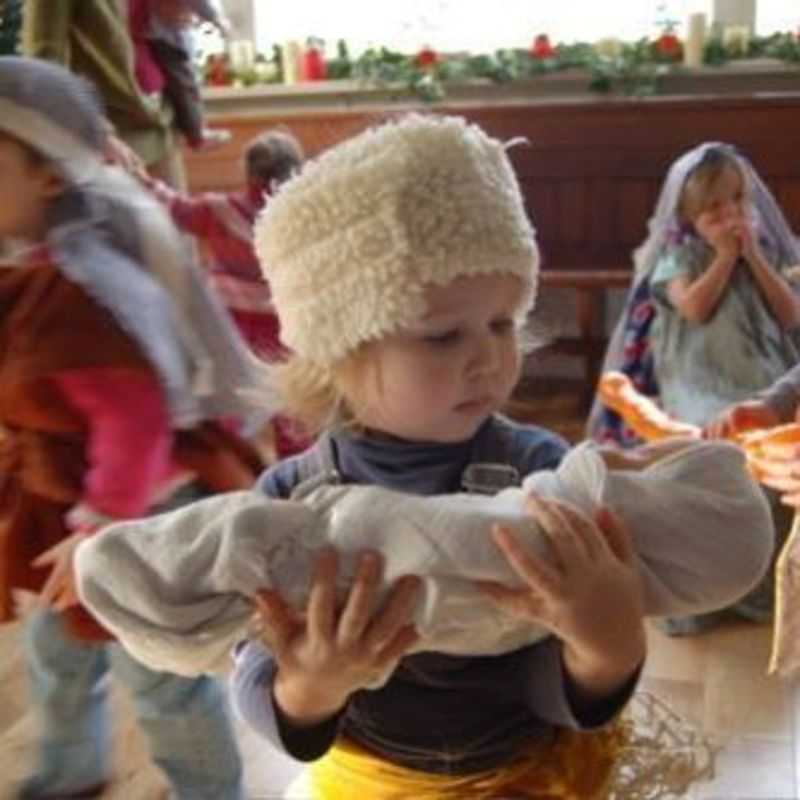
[39,168,66,199]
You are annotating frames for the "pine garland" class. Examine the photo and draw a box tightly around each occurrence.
[204,31,800,102]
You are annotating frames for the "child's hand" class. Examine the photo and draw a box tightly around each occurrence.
[748,437,800,508]
[696,216,741,262]
[478,497,645,694]
[103,134,144,175]
[32,530,90,611]
[257,549,420,726]
[703,399,779,439]
[734,215,766,265]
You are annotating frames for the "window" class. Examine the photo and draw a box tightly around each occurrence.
[250,0,797,55]
[757,0,798,35]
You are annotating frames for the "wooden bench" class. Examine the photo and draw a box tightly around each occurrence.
[538,269,632,403]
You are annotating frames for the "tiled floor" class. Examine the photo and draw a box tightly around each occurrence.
[640,620,799,799]
[1,387,797,798]
[0,617,798,798]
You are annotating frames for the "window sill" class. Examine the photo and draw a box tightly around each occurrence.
[202,59,800,117]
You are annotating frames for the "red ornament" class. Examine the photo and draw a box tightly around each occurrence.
[414,46,440,69]
[206,54,232,86]
[302,46,327,80]
[654,32,682,60]
[530,34,555,59]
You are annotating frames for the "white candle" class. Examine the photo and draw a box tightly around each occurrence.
[229,39,255,71]
[712,0,756,33]
[683,12,707,69]
[722,24,750,55]
[282,41,302,84]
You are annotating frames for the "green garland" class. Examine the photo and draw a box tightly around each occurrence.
[209,31,800,102]
[0,0,22,57]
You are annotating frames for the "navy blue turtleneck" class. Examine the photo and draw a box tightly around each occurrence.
[235,414,640,775]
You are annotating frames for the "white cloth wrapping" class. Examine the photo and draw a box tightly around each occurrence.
[75,439,773,678]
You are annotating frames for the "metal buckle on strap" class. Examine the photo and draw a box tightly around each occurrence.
[461,463,520,495]
[290,469,342,501]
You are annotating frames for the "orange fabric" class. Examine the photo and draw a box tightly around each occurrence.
[309,722,627,799]
[0,261,263,637]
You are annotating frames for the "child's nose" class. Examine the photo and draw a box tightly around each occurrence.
[469,335,500,376]
[721,200,741,219]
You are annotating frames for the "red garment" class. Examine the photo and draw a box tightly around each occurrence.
[53,368,179,518]
[0,252,264,636]
[145,176,312,456]
[128,0,166,94]
[146,177,282,357]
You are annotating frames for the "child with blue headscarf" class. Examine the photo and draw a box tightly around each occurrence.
[0,56,265,799]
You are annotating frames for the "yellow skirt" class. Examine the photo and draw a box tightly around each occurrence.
[309,723,626,800]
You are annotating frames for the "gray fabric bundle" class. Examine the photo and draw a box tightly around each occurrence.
[75,439,772,679]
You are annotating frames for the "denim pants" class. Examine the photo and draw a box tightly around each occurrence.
[19,610,244,799]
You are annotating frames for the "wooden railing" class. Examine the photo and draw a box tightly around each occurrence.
[538,269,632,400]
[185,90,800,400]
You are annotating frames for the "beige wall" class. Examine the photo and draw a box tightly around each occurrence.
[219,0,255,41]
[712,0,757,33]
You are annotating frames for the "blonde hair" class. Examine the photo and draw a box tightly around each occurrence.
[677,146,746,224]
[275,346,377,435]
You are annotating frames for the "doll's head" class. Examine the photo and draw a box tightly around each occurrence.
[254,114,539,438]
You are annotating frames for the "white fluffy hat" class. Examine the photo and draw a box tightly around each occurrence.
[255,114,539,366]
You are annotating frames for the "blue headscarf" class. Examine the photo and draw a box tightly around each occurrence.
[0,56,269,428]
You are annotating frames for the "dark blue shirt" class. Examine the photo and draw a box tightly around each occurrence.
[232,415,640,774]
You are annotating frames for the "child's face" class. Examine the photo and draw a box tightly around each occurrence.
[691,166,748,245]
[352,273,524,443]
[0,136,59,241]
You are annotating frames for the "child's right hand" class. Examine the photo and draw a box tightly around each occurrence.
[696,216,741,262]
[257,549,420,727]
[103,133,144,174]
[703,400,780,439]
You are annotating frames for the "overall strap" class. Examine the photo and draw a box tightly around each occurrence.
[290,432,341,500]
[460,416,521,495]
[290,417,525,499]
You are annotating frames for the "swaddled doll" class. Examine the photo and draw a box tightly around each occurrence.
[76,436,772,680]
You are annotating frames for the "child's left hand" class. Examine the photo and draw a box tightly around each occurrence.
[749,440,800,508]
[33,531,90,611]
[478,497,645,694]
[734,215,765,265]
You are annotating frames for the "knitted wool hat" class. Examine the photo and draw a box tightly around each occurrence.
[254,114,539,366]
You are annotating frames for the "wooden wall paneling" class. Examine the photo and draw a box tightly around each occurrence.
[616,178,657,262]
[773,180,800,231]
[185,95,800,389]
[556,180,589,249]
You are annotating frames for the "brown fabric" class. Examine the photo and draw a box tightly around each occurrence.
[0,261,263,639]
[174,422,264,493]
[0,260,149,625]
[0,259,149,432]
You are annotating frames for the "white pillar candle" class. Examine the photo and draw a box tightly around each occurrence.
[722,24,750,55]
[282,41,302,84]
[229,39,255,71]
[712,0,756,34]
[683,12,707,69]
